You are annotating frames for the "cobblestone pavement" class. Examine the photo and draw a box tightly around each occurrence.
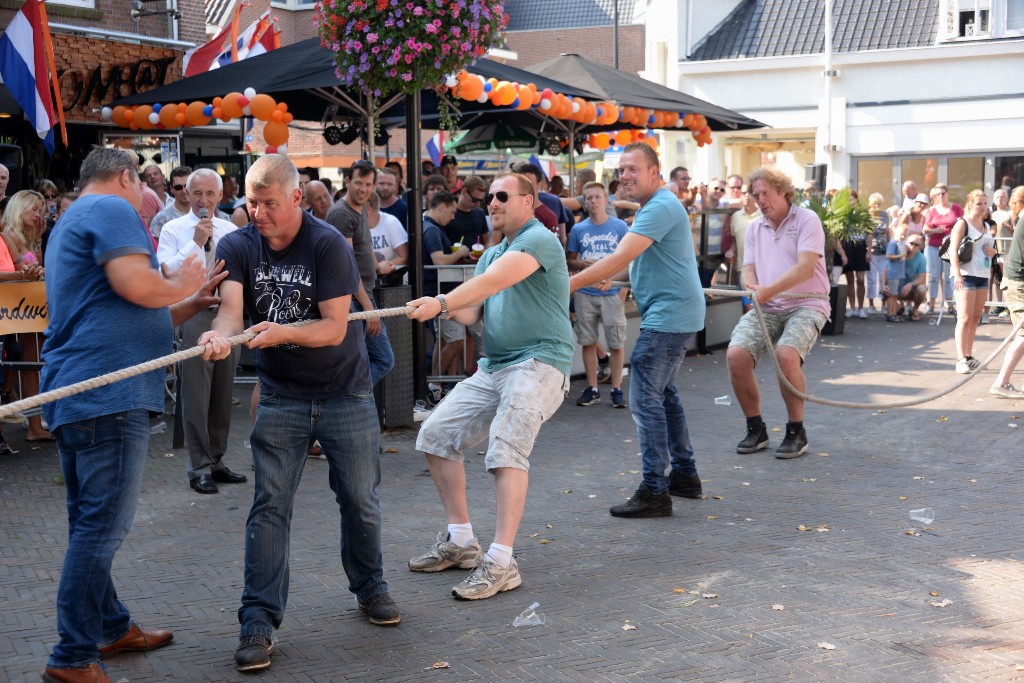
[3,312,1024,682]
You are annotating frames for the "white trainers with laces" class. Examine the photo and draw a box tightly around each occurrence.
[451,555,521,600]
[409,532,482,572]
[990,383,1024,399]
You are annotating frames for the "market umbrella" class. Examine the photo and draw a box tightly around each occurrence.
[445,122,540,154]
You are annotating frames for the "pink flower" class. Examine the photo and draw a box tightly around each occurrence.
[402,72,413,81]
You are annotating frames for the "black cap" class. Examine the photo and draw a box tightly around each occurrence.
[441,154,458,166]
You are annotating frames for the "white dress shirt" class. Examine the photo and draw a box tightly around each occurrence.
[157,210,238,272]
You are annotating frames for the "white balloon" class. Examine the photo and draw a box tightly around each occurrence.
[445,75,458,88]
[100,106,113,121]
[243,106,252,117]
[244,87,257,100]
[477,93,489,103]
[148,112,160,124]
[572,102,580,113]
[539,99,551,111]
[675,119,684,128]
[277,143,287,155]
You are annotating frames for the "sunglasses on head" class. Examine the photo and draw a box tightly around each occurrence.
[486,191,527,204]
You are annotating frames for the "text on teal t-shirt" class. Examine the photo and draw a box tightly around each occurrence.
[475,219,574,376]
[628,188,706,333]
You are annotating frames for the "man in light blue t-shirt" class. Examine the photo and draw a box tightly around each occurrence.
[567,182,629,408]
[570,142,706,519]
[405,172,572,601]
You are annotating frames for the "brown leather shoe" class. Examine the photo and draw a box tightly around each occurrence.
[41,662,110,683]
[98,623,173,659]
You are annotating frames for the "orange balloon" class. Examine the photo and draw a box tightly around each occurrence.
[122,107,136,126]
[595,133,611,150]
[133,105,154,129]
[111,106,128,127]
[263,120,289,147]
[270,109,283,122]
[282,112,294,124]
[185,101,211,127]
[460,75,483,100]
[221,92,244,119]
[175,112,187,125]
[664,112,680,127]
[213,97,223,107]
[647,136,659,151]
[516,87,532,110]
[158,103,180,129]
[277,102,288,112]
[248,94,277,122]
[614,130,631,146]
[212,107,223,119]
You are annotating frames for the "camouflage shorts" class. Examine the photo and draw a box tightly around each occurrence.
[728,306,828,364]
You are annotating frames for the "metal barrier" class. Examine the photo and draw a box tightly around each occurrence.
[424,264,478,387]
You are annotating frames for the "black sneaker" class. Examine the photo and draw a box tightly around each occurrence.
[736,423,769,454]
[609,484,672,518]
[576,387,600,406]
[597,356,612,383]
[234,635,273,672]
[775,427,809,459]
[358,592,401,626]
[610,387,626,408]
[668,471,703,499]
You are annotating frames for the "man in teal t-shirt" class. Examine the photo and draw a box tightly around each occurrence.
[571,142,706,519]
[406,172,572,601]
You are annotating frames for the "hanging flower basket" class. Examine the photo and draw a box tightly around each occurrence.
[314,0,507,100]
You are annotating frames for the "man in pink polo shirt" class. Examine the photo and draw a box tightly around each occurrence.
[726,167,831,459]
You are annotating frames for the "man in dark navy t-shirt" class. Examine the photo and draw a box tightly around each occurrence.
[201,155,400,673]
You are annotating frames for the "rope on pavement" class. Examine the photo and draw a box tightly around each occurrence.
[613,280,1017,410]
[0,306,415,421]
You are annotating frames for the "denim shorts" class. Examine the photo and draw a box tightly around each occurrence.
[416,358,568,471]
[729,306,827,364]
[958,274,988,291]
[573,292,626,349]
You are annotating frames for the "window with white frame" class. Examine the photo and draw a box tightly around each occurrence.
[47,0,96,8]
[940,0,1024,38]
[270,0,314,10]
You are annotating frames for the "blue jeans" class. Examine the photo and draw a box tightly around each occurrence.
[927,245,953,301]
[365,321,394,387]
[48,409,151,669]
[629,330,697,494]
[239,391,387,638]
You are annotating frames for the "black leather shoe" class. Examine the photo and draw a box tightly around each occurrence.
[668,471,704,499]
[609,484,672,518]
[190,474,218,494]
[211,467,248,484]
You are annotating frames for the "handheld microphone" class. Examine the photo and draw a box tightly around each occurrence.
[199,208,211,251]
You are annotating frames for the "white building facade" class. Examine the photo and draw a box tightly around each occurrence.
[643,0,1024,206]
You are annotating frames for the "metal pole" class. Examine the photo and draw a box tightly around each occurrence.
[613,0,620,69]
[406,91,425,400]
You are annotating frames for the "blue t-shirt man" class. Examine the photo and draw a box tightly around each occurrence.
[567,215,629,297]
[422,215,455,296]
[217,211,370,400]
[629,188,706,332]
[381,196,408,232]
[901,249,926,290]
[41,194,173,430]
[475,219,574,377]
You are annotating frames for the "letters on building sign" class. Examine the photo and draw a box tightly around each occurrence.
[58,57,176,116]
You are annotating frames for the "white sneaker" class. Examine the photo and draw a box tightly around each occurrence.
[845,308,854,318]
[858,308,867,319]
[451,555,521,600]
[409,532,482,572]
[990,383,1024,399]
[955,358,971,374]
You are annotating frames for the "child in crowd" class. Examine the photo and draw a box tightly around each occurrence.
[885,225,908,322]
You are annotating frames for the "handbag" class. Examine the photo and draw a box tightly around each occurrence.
[938,220,974,262]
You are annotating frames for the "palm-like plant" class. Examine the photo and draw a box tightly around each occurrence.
[807,187,878,282]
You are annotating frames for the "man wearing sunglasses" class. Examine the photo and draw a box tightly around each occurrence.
[405,172,573,601]
[570,142,706,518]
[445,176,492,248]
[149,166,194,240]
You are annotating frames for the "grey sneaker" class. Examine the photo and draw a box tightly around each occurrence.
[409,532,482,572]
[990,383,1024,399]
[451,555,521,600]
[597,359,612,383]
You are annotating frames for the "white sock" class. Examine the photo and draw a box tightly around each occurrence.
[486,542,513,568]
[447,522,474,548]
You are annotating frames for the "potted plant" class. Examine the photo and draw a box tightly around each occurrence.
[807,188,876,334]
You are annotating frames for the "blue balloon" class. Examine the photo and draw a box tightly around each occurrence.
[203,105,214,117]
[153,103,162,113]
[511,98,519,108]
[596,107,603,117]
[648,115,656,124]
[483,82,493,92]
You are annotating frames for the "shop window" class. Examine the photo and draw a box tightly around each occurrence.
[856,159,893,207]
[946,156,985,206]
[995,156,1024,192]
[901,158,939,196]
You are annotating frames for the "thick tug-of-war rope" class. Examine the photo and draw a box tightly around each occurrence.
[615,282,1023,409]
[0,306,415,422]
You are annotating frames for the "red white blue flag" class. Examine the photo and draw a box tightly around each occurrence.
[183,8,279,78]
[0,0,58,154]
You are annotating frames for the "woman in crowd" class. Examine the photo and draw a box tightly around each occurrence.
[949,189,996,374]
[866,192,891,312]
[924,184,963,314]
[1,190,52,441]
[842,189,870,318]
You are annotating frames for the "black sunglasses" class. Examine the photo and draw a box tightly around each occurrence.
[44,194,58,200]
[172,184,186,191]
[468,193,484,204]
[486,191,528,204]
[713,186,726,192]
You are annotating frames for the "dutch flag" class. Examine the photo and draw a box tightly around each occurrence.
[0,0,57,154]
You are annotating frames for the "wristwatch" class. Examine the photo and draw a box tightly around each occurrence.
[436,294,449,318]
